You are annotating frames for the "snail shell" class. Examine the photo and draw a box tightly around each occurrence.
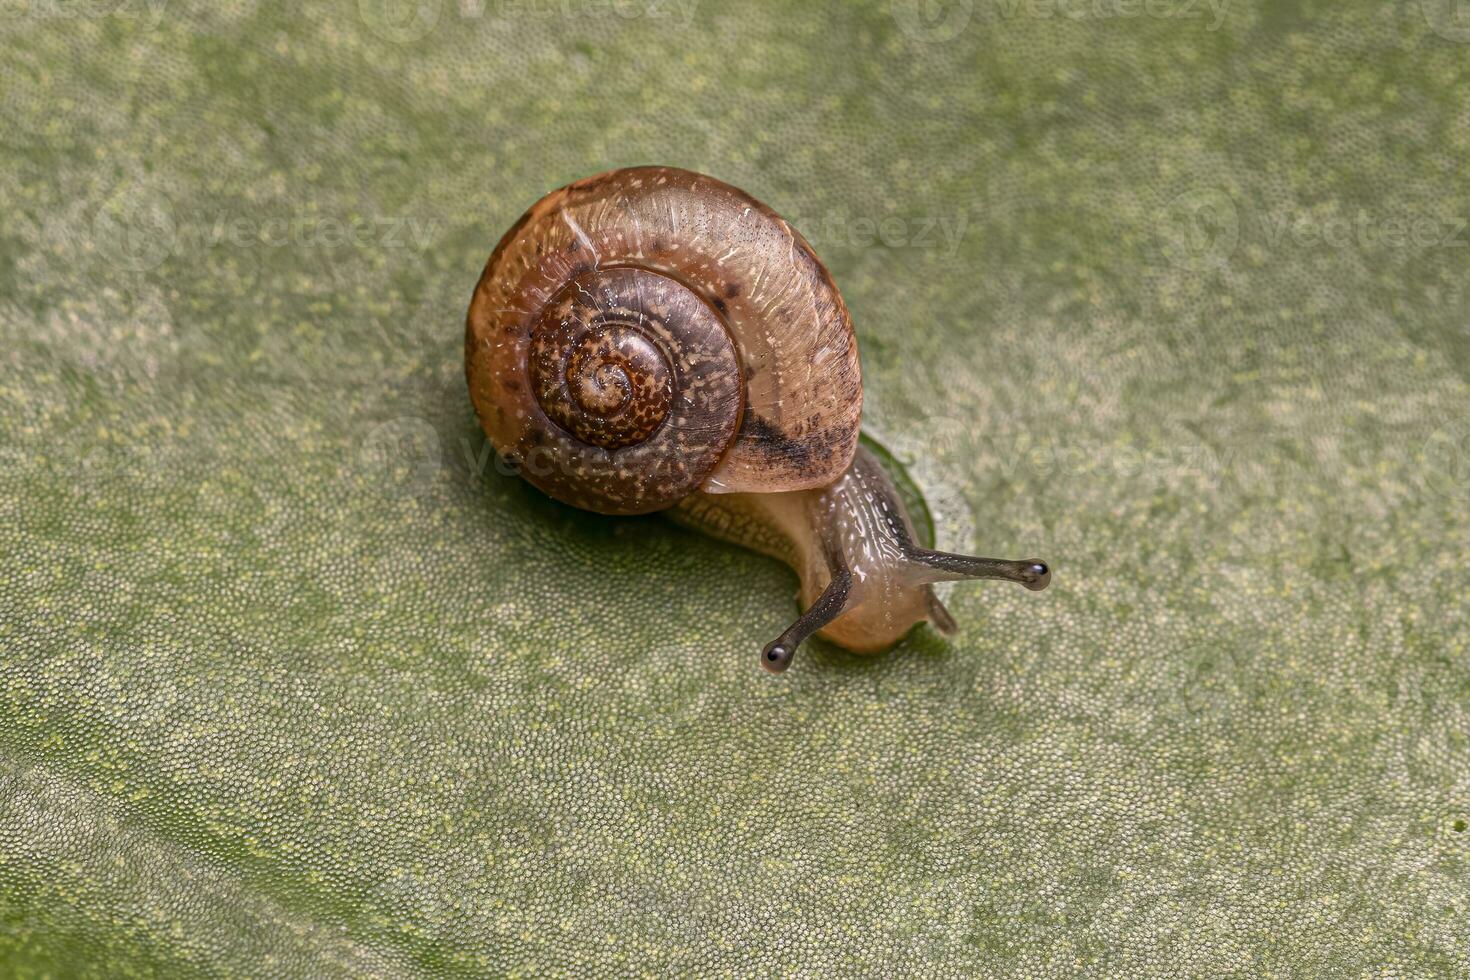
[466,167,1049,672]
[466,166,861,515]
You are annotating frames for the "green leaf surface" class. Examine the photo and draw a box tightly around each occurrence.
[2,1,1468,975]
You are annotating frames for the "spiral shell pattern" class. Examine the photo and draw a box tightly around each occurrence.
[513,267,742,513]
[466,167,862,515]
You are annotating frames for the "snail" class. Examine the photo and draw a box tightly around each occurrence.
[465,166,1049,673]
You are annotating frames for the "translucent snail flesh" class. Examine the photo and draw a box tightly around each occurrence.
[466,167,1049,673]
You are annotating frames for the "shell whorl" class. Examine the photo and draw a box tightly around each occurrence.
[466,167,862,515]
[512,266,742,513]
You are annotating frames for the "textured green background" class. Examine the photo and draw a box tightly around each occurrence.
[2,0,1469,975]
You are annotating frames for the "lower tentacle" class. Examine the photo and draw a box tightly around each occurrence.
[761,565,853,673]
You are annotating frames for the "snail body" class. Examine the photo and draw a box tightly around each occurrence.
[466,167,1048,672]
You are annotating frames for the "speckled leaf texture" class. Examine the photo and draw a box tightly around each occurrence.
[1,1,1468,976]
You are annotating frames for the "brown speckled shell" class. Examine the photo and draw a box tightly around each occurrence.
[465,166,863,515]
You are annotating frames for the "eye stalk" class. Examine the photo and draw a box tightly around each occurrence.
[738,446,1053,674]
[759,566,854,673]
[902,551,1051,591]
[758,547,1052,673]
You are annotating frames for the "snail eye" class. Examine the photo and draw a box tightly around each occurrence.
[760,642,794,674]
